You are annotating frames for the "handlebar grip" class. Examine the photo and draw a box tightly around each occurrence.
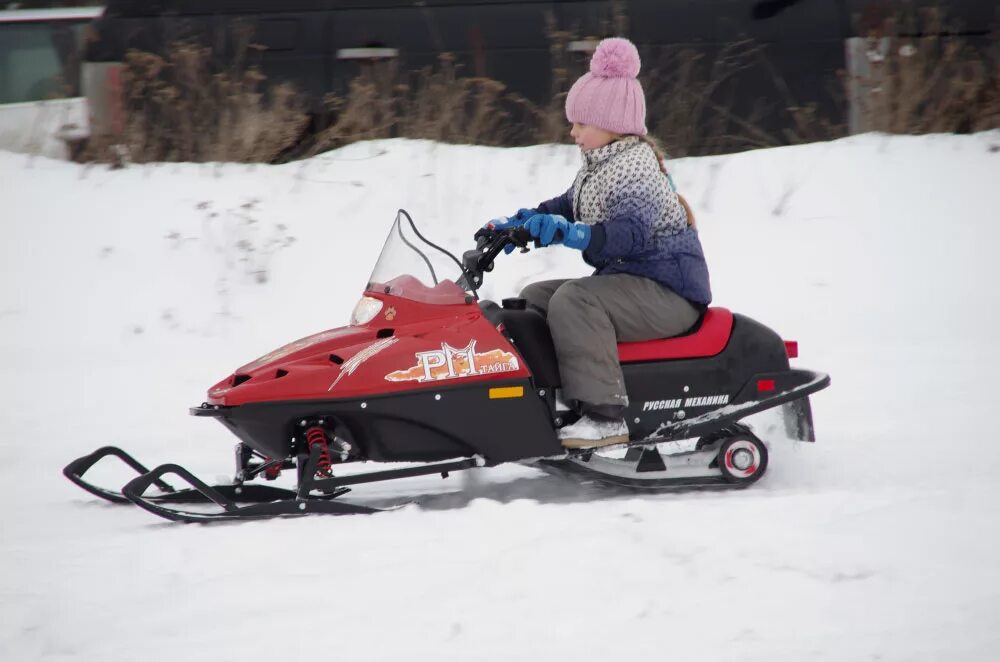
[511,225,562,248]
[511,226,532,244]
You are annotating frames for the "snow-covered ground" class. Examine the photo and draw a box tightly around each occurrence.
[0,97,87,161]
[2,133,999,661]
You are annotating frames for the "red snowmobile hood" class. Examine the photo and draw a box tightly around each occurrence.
[237,326,372,374]
[203,294,526,406]
[206,325,376,404]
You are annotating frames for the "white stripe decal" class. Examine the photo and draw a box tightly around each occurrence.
[328,337,399,391]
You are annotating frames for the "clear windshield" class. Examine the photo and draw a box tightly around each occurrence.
[366,211,469,305]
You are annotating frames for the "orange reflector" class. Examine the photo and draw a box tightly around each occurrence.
[489,386,524,400]
[784,340,798,358]
[758,379,776,392]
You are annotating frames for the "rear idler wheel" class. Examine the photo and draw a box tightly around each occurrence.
[717,432,768,485]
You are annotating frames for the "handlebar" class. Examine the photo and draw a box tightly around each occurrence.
[459,222,570,292]
[459,225,534,292]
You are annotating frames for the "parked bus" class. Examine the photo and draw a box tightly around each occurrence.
[0,6,104,158]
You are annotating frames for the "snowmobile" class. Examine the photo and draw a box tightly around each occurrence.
[64,210,830,523]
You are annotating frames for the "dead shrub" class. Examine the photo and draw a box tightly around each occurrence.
[307,53,545,155]
[84,3,997,165]
[86,34,309,164]
[848,6,1000,134]
[643,41,792,157]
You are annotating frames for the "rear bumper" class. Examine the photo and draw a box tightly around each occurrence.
[674,369,830,442]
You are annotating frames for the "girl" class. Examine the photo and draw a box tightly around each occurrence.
[492,37,712,449]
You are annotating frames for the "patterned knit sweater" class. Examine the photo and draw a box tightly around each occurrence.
[535,136,712,304]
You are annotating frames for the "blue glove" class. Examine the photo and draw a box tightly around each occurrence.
[525,214,592,250]
[484,208,536,253]
[485,208,535,231]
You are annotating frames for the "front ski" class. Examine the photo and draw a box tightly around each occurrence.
[63,445,307,505]
[118,447,478,523]
[120,461,377,522]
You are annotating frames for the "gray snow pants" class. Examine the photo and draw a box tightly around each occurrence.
[520,274,700,418]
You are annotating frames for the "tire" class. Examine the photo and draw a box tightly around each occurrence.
[717,433,768,485]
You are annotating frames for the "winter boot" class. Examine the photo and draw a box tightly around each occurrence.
[558,415,630,449]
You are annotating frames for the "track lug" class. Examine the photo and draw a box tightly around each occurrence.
[636,448,667,473]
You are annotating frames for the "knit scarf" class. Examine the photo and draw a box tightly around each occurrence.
[571,136,687,238]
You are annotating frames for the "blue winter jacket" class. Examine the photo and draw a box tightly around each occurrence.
[533,147,712,305]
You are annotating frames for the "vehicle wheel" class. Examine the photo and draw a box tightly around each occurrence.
[717,433,768,485]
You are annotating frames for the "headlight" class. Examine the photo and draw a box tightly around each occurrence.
[350,296,384,326]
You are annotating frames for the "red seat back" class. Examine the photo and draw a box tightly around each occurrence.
[617,308,733,363]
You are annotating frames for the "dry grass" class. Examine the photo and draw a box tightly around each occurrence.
[83,4,998,165]
[849,7,1000,134]
[643,41,791,157]
[86,35,309,164]
[307,54,538,155]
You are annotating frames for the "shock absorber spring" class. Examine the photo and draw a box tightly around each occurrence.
[304,426,333,477]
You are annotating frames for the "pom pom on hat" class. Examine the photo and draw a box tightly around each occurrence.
[589,38,641,79]
[565,37,647,136]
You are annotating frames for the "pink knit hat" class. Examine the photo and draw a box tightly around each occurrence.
[565,37,647,136]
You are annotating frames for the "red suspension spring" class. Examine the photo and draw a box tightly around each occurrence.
[304,426,333,476]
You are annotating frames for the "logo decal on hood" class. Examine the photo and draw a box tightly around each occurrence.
[385,340,519,383]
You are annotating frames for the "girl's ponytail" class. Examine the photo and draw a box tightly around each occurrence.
[636,134,668,175]
[635,134,696,228]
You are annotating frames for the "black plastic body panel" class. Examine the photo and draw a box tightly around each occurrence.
[620,314,789,439]
[211,377,561,464]
[493,306,562,388]
[482,303,793,441]
[202,311,825,464]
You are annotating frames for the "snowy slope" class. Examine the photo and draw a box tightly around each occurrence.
[2,133,999,661]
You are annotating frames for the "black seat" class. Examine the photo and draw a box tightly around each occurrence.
[479,300,561,388]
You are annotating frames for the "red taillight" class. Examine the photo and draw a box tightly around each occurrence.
[784,340,798,358]
[757,379,776,392]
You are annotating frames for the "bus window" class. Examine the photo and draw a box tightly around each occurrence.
[0,9,99,105]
